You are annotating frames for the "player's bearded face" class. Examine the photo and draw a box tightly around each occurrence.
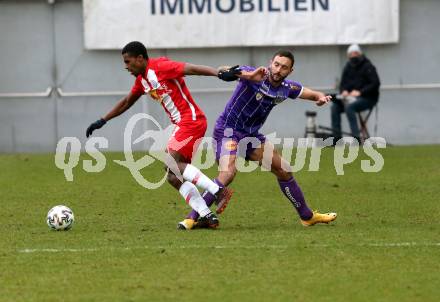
[123,54,146,77]
[268,56,293,83]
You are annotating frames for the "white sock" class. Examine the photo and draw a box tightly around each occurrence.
[182,164,220,195]
[179,182,212,217]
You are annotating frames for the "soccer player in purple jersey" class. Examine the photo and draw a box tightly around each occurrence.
[178,50,337,230]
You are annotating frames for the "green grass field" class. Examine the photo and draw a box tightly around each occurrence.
[1,146,439,302]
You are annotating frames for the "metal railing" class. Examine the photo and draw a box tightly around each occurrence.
[56,87,235,97]
[56,88,126,97]
[55,83,440,97]
[1,83,439,98]
[0,87,53,98]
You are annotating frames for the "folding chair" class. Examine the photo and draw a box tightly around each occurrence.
[316,95,379,144]
[357,105,377,143]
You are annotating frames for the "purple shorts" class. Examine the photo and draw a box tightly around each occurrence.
[212,127,266,161]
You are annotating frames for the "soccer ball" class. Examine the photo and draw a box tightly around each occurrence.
[46,205,74,231]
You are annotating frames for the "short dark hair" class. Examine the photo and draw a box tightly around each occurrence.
[272,50,295,67]
[122,41,148,59]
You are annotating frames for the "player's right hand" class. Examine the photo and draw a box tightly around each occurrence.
[218,65,241,82]
[316,95,332,107]
[86,118,106,137]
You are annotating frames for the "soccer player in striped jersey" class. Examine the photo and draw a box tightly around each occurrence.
[180,50,337,229]
[86,41,259,229]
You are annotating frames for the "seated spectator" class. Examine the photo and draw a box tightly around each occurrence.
[331,44,380,143]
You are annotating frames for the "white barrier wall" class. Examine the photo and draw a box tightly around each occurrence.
[0,0,439,153]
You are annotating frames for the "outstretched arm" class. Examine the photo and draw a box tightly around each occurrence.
[183,63,218,76]
[86,92,141,137]
[103,92,141,121]
[184,63,266,82]
[184,63,241,82]
[299,87,332,106]
[217,65,267,82]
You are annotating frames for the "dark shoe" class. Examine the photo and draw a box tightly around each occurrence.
[198,213,219,229]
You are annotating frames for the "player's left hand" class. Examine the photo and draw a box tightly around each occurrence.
[218,65,241,82]
[243,66,268,82]
[316,94,332,106]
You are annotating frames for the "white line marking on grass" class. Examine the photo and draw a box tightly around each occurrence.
[17,242,440,254]
[365,242,440,247]
[19,248,98,253]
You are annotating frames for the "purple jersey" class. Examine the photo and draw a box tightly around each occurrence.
[215,66,303,134]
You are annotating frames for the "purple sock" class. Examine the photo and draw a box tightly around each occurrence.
[278,177,313,220]
[186,179,222,220]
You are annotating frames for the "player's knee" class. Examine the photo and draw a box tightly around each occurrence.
[165,152,186,173]
[272,165,291,180]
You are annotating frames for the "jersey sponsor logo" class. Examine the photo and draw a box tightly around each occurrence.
[259,81,283,101]
[160,82,173,95]
[141,78,163,102]
[141,80,170,103]
[272,91,286,104]
[149,89,163,102]
[141,70,172,103]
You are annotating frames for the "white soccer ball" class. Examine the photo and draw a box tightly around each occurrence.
[46,205,75,231]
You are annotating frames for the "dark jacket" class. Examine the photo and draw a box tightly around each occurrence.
[339,56,381,102]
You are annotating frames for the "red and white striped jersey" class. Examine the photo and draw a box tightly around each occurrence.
[131,57,206,124]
